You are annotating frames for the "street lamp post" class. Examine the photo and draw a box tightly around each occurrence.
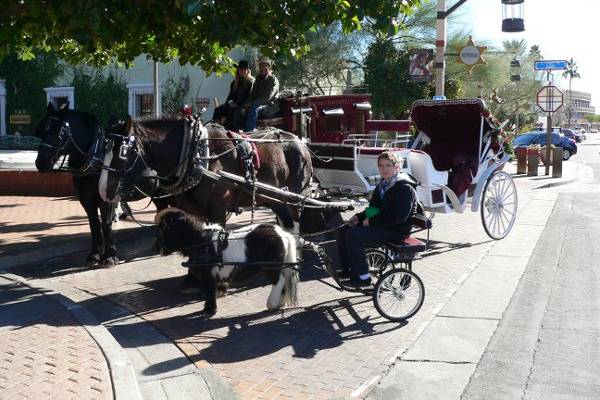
[435,0,525,98]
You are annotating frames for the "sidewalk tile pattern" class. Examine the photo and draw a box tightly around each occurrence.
[0,311,112,400]
[4,161,565,400]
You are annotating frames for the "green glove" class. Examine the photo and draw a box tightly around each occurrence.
[365,206,380,219]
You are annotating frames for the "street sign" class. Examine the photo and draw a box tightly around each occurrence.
[9,114,31,125]
[195,97,210,109]
[536,85,563,113]
[432,95,446,101]
[534,60,568,71]
[457,36,487,74]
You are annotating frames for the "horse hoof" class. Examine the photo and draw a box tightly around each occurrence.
[85,254,100,267]
[201,306,217,316]
[98,256,119,268]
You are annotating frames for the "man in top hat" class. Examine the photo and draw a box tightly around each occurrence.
[242,56,280,132]
[212,60,254,130]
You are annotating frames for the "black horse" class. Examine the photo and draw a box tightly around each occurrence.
[100,116,313,230]
[34,103,162,267]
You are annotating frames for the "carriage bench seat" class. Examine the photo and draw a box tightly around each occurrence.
[257,116,285,129]
[386,237,427,252]
[385,237,427,257]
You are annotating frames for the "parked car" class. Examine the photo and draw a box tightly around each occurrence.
[512,131,577,160]
[561,128,583,143]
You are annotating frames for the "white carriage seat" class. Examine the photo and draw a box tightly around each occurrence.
[406,150,449,208]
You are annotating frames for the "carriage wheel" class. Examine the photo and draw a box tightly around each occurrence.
[481,170,518,240]
[373,268,424,322]
[365,249,390,278]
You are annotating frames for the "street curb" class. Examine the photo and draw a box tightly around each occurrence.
[0,272,142,400]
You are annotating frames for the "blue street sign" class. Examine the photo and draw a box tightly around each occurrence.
[432,95,446,101]
[534,60,568,71]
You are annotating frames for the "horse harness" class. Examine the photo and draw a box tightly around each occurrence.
[181,229,230,268]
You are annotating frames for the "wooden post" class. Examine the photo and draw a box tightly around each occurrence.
[545,114,551,175]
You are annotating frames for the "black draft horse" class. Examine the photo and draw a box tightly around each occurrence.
[34,103,162,267]
[100,116,313,230]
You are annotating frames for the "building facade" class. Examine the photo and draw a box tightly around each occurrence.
[0,49,252,135]
[563,89,596,129]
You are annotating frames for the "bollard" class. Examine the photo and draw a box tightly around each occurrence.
[526,146,539,176]
[516,147,527,174]
[552,147,563,178]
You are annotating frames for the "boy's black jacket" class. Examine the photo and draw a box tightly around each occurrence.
[357,178,417,237]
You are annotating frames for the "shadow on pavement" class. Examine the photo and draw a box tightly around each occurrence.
[422,238,492,258]
[7,226,157,278]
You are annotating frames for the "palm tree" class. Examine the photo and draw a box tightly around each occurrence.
[562,58,581,128]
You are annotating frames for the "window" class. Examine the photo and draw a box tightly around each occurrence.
[52,96,69,109]
[138,94,154,116]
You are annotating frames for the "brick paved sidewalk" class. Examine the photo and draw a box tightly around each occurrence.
[0,275,113,400]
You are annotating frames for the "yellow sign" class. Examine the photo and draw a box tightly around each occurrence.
[457,36,487,74]
[9,114,31,124]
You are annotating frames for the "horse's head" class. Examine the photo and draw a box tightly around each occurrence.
[34,103,73,171]
[100,116,149,203]
[154,208,209,256]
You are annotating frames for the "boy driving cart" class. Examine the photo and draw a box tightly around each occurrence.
[336,151,418,287]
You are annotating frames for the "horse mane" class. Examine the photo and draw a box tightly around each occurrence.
[58,109,100,128]
[155,207,222,232]
[129,115,183,145]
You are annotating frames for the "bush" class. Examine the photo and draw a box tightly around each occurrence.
[0,135,41,150]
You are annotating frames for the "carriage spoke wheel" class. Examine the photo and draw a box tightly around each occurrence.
[481,170,518,240]
[373,268,424,322]
[365,249,389,278]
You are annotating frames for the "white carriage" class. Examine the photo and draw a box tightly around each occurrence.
[309,98,518,240]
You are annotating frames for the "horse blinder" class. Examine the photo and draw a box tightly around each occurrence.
[119,136,136,160]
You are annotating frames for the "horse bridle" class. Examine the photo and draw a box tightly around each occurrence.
[103,120,210,200]
[38,116,73,164]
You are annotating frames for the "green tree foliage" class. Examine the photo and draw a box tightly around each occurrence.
[70,67,128,125]
[562,58,581,127]
[363,40,461,119]
[0,53,63,133]
[275,24,362,95]
[0,0,421,73]
[162,72,191,114]
[364,41,428,118]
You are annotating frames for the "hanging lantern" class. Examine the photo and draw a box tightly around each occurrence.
[510,58,522,81]
[502,0,525,32]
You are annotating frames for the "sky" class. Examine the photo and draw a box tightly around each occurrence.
[459,0,598,109]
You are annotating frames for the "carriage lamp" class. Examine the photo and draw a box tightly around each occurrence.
[510,58,522,82]
[502,0,525,32]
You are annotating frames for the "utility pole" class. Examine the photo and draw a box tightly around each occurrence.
[153,60,160,117]
[434,0,448,97]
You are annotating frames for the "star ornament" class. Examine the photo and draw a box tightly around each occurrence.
[457,36,487,74]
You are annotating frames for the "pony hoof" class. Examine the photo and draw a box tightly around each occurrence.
[98,256,119,267]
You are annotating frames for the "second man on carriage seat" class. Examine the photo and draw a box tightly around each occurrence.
[212,60,255,131]
[336,151,418,287]
[242,57,280,132]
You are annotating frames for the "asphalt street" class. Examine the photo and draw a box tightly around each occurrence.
[462,140,600,399]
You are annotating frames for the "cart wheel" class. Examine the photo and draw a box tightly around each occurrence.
[481,170,518,240]
[373,268,424,322]
[365,249,389,278]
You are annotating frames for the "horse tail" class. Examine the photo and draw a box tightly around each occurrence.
[267,233,299,310]
[282,236,299,307]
